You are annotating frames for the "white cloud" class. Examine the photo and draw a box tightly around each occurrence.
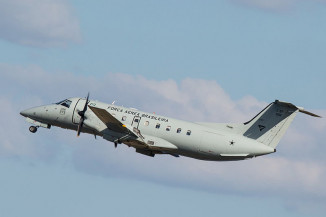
[0,0,81,47]
[233,0,326,12]
[234,0,295,11]
[1,63,326,214]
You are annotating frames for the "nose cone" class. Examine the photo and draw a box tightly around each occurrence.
[20,106,45,120]
[20,108,35,117]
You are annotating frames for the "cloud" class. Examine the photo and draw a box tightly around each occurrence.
[234,0,294,11]
[1,63,326,214]
[233,0,326,12]
[0,0,81,47]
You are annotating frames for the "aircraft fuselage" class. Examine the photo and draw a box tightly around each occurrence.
[20,97,277,161]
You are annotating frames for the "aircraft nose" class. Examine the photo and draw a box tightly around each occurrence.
[20,107,44,119]
[20,108,34,117]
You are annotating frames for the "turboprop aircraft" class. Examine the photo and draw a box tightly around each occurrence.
[20,94,320,161]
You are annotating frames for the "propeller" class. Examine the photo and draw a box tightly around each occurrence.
[77,92,90,137]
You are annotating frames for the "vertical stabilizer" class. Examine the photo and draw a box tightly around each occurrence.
[242,100,320,148]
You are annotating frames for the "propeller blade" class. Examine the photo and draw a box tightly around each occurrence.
[82,92,90,113]
[76,92,90,137]
[77,117,84,137]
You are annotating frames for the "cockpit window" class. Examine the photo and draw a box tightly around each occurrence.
[56,99,72,108]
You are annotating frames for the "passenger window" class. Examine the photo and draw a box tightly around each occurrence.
[134,118,139,122]
[177,128,181,133]
[122,116,127,121]
[155,123,160,129]
[144,121,149,126]
[186,130,191,136]
[166,126,171,131]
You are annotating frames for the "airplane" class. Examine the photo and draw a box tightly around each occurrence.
[20,94,320,161]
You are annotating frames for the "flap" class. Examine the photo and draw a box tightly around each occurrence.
[144,135,178,151]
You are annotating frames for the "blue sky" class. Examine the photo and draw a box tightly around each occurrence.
[0,0,326,217]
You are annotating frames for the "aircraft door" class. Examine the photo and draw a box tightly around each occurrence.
[131,116,141,128]
[72,98,86,124]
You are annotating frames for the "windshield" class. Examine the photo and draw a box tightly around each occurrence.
[56,99,72,108]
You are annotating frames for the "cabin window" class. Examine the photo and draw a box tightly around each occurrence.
[186,130,191,136]
[56,99,72,108]
[177,128,181,133]
[144,121,149,126]
[61,100,72,108]
[134,118,139,122]
[147,140,154,145]
[122,116,126,121]
[166,126,171,131]
[155,123,160,129]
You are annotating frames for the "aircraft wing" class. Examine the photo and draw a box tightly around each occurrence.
[88,105,178,156]
[88,105,136,136]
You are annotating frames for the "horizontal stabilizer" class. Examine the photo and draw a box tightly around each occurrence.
[299,109,321,117]
[275,100,321,118]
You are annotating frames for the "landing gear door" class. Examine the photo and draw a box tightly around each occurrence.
[131,116,141,128]
[72,99,86,124]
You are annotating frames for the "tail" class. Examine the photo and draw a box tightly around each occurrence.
[242,100,320,148]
